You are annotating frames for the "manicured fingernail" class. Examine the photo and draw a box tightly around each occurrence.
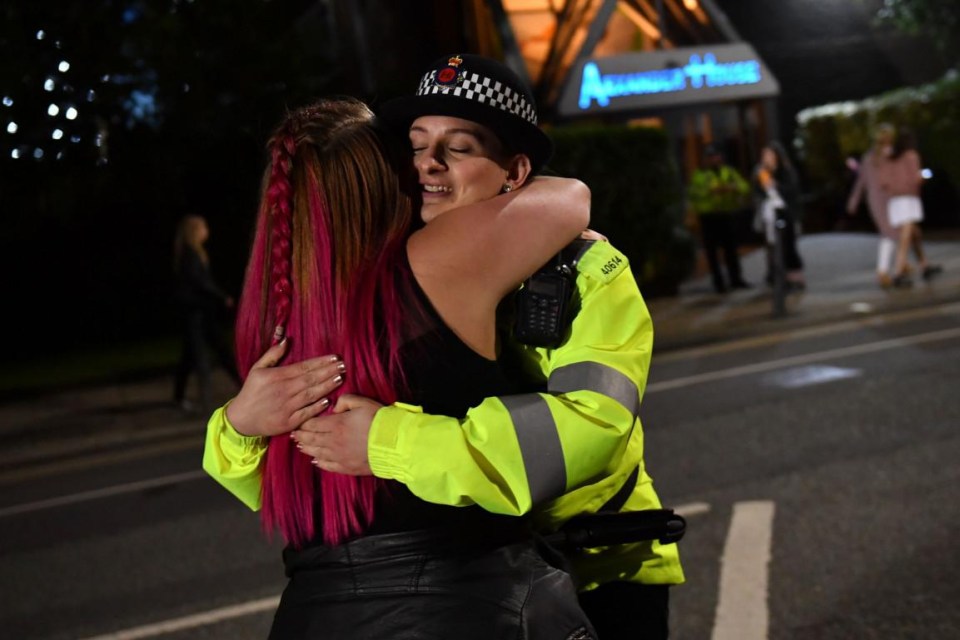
[319,397,330,408]
[336,362,346,373]
[329,355,340,362]
[332,374,343,384]
[311,458,320,466]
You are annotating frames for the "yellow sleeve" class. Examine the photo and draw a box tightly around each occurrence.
[369,400,533,514]
[202,402,267,511]
[686,169,712,212]
[368,242,649,517]
[527,241,653,518]
[730,165,751,196]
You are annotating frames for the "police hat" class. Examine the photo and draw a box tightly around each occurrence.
[380,54,553,173]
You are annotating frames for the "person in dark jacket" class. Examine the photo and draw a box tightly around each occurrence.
[172,214,239,413]
[751,141,806,290]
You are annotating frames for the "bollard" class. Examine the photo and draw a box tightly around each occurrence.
[771,210,787,318]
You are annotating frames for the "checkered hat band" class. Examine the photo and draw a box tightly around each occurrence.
[417,70,538,125]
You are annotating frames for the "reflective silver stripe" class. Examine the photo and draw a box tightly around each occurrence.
[548,362,640,417]
[499,394,567,504]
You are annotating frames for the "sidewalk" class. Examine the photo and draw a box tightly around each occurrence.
[2,231,958,473]
[648,230,960,351]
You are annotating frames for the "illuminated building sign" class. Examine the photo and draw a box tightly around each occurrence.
[558,43,779,117]
[578,53,762,108]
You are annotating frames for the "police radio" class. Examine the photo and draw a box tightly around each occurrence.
[513,239,592,348]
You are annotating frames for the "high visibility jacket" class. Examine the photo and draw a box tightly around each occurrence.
[368,240,683,588]
[687,164,750,215]
[202,240,684,589]
[203,405,266,512]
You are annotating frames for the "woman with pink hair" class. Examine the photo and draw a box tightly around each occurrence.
[209,96,594,638]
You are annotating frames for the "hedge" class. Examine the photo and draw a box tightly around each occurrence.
[795,68,960,229]
[546,123,695,297]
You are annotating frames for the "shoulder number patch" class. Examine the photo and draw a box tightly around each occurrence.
[577,242,630,284]
[600,255,623,276]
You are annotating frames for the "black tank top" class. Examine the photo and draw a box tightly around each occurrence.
[363,266,525,535]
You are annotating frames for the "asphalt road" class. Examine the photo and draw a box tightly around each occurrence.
[1,301,958,639]
[647,301,960,640]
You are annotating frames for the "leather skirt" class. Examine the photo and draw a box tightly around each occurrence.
[268,526,595,640]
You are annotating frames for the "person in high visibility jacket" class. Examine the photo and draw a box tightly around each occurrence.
[687,144,752,294]
[205,54,684,640]
[206,237,684,638]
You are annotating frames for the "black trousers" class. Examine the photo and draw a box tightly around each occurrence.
[271,528,596,640]
[765,221,805,280]
[578,582,670,640]
[699,214,745,291]
[172,309,238,410]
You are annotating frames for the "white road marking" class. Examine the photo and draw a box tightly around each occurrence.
[0,470,207,518]
[77,596,281,640]
[653,301,960,364]
[674,501,711,517]
[648,326,960,393]
[0,436,202,486]
[712,500,775,640]
[761,365,861,389]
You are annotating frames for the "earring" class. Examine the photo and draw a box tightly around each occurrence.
[502,184,513,193]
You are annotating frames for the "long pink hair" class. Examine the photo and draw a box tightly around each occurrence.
[234,98,420,547]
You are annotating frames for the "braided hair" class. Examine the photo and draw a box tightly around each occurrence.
[235,98,420,547]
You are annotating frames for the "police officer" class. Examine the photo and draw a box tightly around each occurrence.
[206,54,684,640]
[687,144,752,293]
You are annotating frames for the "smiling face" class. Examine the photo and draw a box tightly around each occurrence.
[409,116,513,223]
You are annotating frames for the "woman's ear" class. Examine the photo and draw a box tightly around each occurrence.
[503,153,533,191]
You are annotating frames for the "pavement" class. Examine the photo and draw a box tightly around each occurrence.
[1,230,958,476]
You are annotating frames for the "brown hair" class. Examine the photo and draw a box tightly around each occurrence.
[235,97,422,546]
[173,214,208,270]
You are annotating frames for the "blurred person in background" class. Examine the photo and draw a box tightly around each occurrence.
[171,214,240,413]
[879,126,942,287]
[687,144,752,294]
[751,141,806,291]
[846,123,906,289]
